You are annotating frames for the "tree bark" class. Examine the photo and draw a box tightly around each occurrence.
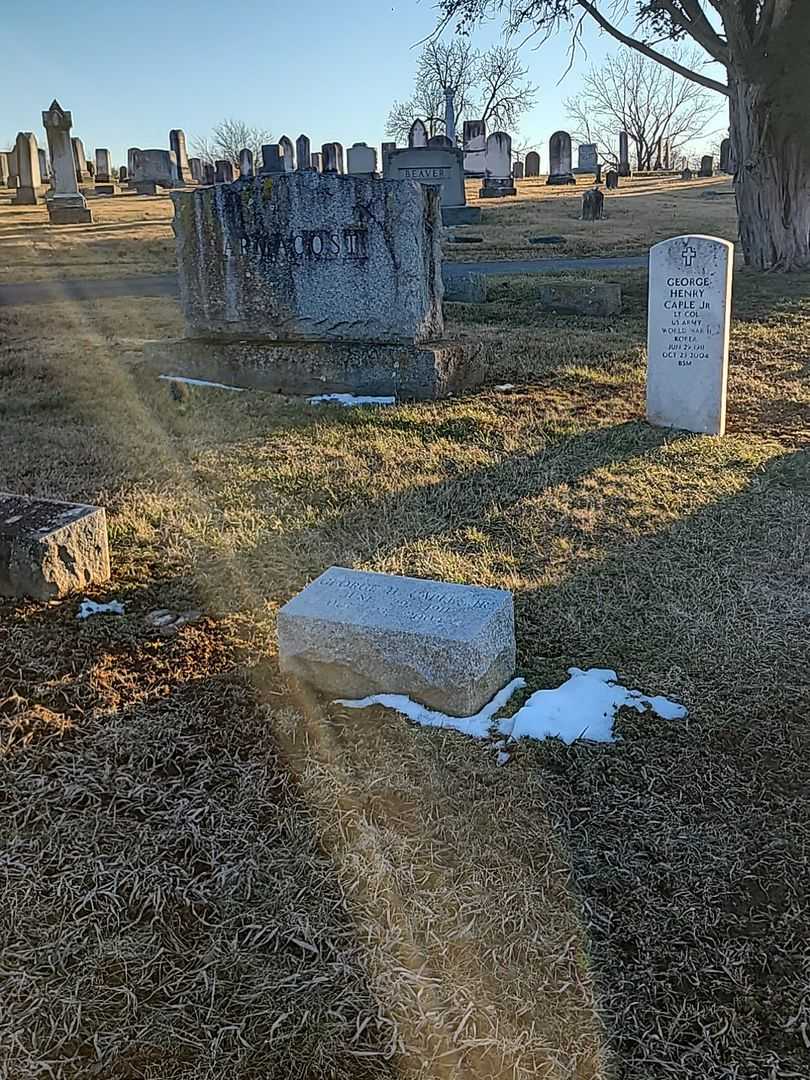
[730,72,810,270]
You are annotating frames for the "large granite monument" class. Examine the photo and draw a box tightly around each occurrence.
[383,144,480,225]
[42,101,92,224]
[144,172,482,399]
[646,235,733,435]
[278,567,516,716]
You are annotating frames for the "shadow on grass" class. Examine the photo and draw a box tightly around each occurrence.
[511,446,810,1078]
[0,597,399,1079]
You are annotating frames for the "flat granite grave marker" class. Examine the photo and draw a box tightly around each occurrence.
[277,566,516,716]
[0,493,110,600]
[647,234,733,435]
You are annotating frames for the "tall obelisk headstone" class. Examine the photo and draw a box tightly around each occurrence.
[42,101,93,224]
[646,235,733,435]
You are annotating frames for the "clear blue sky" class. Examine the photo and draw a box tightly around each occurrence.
[1,0,725,169]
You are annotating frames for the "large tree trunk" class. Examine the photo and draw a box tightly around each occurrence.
[729,73,810,271]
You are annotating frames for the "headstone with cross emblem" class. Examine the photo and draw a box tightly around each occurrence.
[646,234,733,435]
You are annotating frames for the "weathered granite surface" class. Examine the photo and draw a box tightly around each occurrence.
[0,493,110,600]
[277,567,516,715]
[171,172,444,344]
[143,336,484,401]
[443,272,487,303]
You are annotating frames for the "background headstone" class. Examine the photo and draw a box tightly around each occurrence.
[321,142,344,174]
[524,150,540,177]
[605,169,619,189]
[42,100,92,223]
[94,148,113,183]
[8,146,19,188]
[13,132,42,205]
[408,119,428,148]
[381,141,396,165]
[310,152,322,173]
[347,142,377,176]
[169,129,191,183]
[699,155,714,177]
[547,131,575,185]
[203,162,215,185]
[37,148,49,182]
[428,135,452,149]
[513,160,524,179]
[131,149,179,191]
[71,137,87,181]
[260,144,285,174]
[238,148,254,179]
[479,132,516,198]
[118,164,128,183]
[462,119,486,176]
[295,134,311,171]
[576,142,598,172]
[279,135,295,172]
[646,234,733,435]
[277,567,516,716]
[581,187,604,221]
[188,157,203,182]
[0,152,9,186]
[444,88,456,143]
[214,159,234,183]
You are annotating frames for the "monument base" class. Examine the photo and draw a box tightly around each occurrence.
[546,173,576,185]
[93,183,119,196]
[13,187,39,205]
[441,205,482,226]
[135,181,159,195]
[47,194,93,224]
[478,179,517,198]
[142,337,485,401]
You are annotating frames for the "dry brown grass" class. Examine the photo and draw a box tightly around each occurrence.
[0,186,808,1080]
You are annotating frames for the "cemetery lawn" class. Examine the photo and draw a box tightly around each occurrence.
[0,173,737,284]
[1,222,809,1076]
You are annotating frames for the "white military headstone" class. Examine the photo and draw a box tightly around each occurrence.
[646,234,733,435]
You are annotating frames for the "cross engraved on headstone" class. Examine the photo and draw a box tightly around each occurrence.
[681,245,697,267]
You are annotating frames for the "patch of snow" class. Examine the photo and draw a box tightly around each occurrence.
[308,394,396,407]
[77,599,125,620]
[335,677,527,739]
[498,667,687,744]
[335,667,686,758]
[159,374,246,392]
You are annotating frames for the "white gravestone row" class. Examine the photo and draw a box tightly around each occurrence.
[646,235,733,436]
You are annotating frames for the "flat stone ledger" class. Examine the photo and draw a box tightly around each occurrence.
[172,173,444,345]
[534,281,621,316]
[143,336,484,401]
[277,567,516,716]
[647,235,733,436]
[0,493,110,600]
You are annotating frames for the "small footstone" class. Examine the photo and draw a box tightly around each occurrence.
[1,493,110,600]
[528,235,566,245]
[447,235,484,244]
[278,566,516,716]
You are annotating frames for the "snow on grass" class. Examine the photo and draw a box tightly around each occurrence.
[159,374,246,392]
[308,394,396,407]
[499,667,687,744]
[337,667,687,753]
[336,678,526,738]
[77,599,125,620]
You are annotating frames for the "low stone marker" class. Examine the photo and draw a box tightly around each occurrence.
[534,281,621,316]
[646,234,733,435]
[581,187,604,221]
[443,272,487,303]
[277,567,516,716]
[1,493,110,601]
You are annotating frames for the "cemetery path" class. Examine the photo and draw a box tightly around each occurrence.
[0,256,647,307]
